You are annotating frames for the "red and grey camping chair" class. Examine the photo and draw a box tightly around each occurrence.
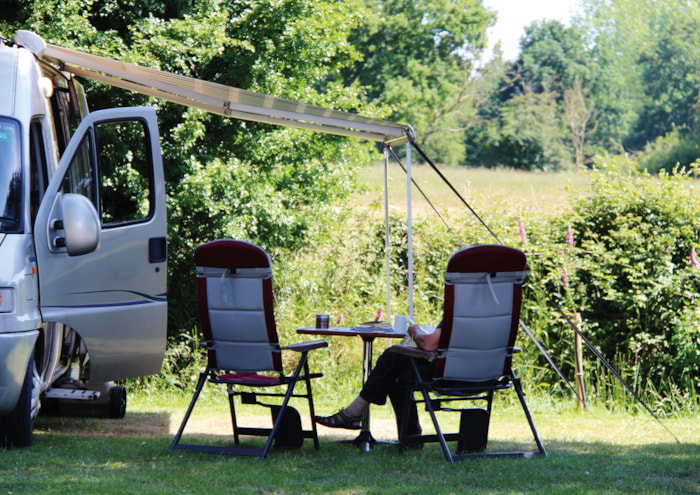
[392,244,546,463]
[170,239,328,458]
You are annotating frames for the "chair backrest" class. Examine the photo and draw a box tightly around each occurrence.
[433,245,526,382]
[195,239,282,373]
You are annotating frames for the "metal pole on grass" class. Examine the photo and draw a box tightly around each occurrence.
[383,145,392,323]
[406,142,414,320]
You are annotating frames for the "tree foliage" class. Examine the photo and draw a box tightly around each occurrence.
[467,20,594,170]
[631,12,700,150]
[341,0,494,164]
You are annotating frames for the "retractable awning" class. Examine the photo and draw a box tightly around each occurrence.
[14,30,411,146]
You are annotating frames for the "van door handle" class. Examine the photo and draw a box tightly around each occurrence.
[149,237,167,263]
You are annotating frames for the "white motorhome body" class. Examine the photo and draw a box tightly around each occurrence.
[0,33,167,446]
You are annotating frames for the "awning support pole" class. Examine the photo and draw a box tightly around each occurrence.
[407,142,414,320]
[383,145,392,324]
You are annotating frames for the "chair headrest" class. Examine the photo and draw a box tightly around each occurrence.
[446,245,526,274]
[195,239,272,271]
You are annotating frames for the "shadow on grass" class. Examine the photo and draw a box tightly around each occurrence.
[35,410,172,438]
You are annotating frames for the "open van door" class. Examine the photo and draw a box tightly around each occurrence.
[34,107,167,383]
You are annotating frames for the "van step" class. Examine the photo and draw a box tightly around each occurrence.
[43,389,100,400]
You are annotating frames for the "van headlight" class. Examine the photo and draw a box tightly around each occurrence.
[0,288,15,313]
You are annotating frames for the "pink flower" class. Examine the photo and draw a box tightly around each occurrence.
[561,266,570,289]
[375,307,384,322]
[691,247,698,268]
[566,226,574,246]
[337,313,345,325]
[518,219,528,244]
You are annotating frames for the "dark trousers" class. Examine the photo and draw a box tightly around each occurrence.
[359,348,432,438]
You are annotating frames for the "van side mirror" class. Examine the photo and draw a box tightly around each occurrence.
[61,193,101,256]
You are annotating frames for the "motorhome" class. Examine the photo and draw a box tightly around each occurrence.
[0,31,167,447]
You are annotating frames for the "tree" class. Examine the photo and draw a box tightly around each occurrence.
[518,20,597,97]
[470,20,593,169]
[578,0,700,154]
[629,12,700,150]
[341,0,494,164]
[480,91,569,170]
[564,79,594,171]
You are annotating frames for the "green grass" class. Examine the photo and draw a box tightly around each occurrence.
[2,392,697,494]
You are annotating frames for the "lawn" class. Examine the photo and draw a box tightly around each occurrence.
[2,391,697,494]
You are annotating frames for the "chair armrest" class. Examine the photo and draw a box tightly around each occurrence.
[389,344,437,360]
[281,340,329,352]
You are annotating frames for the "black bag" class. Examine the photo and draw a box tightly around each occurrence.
[456,408,490,453]
[269,405,304,449]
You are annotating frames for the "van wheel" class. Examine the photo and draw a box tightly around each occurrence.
[109,386,127,419]
[0,352,37,447]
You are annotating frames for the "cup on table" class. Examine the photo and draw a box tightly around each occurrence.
[393,315,409,334]
[315,314,330,329]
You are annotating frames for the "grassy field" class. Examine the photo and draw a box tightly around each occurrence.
[3,392,697,494]
[354,164,590,218]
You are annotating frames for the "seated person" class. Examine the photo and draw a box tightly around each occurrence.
[315,322,442,440]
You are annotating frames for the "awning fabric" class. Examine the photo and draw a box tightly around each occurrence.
[38,41,411,146]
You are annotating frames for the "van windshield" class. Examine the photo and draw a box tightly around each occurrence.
[0,118,22,233]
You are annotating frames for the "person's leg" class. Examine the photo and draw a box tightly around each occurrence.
[388,357,433,443]
[389,384,420,438]
[315,348,412,430]
[358,348,412,405]
[342,396,368,417]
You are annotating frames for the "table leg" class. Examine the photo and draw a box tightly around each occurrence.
[353,336,377,452]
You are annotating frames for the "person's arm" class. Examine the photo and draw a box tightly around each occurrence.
[407,324,442,352]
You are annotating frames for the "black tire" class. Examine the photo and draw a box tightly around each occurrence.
[0,352,36,447]
[108,385,127,419]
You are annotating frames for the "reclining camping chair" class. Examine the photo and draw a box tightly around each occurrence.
[392,244,546,463]
[170,239,328,457]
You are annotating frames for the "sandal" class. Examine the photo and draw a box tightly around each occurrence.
[314,410,362,430]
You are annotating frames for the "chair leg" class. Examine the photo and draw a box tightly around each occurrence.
[226,384,240,445]
[260,351,309,458]
[511,374,547,457]
[302,358,321,450]
[170,371,208,451]
[419,382,454,463]
[408,359,455,463]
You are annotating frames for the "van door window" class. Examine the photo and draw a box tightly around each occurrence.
[59,128,97,206]
[29,120,49,226]
[0,118,22,233]
[57,118,153,227]
[96,119,153,226]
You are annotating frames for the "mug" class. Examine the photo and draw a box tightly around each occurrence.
[393,315,409,334]
[315,314,330,329]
